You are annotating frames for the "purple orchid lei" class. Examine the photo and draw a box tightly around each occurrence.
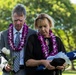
[38,30,58,58]
[8,23,28,51]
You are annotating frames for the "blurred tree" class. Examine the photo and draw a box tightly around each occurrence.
[0,0,19,30]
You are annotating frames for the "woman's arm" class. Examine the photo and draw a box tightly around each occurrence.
[26,59,42,67]
[26,59,55,70]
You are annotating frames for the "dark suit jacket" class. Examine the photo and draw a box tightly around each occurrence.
[0,28,36,71]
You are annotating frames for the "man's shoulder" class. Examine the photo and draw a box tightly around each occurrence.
[0,29,8,35]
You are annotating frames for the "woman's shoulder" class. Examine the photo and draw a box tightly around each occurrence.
[55,36,62,42]
[55,36,60,39]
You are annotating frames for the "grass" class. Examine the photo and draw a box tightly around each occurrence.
[0,72,2,75]
[62,70,76,75]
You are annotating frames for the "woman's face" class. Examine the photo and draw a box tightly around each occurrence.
[37,18,50,37]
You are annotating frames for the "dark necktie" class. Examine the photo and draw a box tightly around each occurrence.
[13,32,20,72]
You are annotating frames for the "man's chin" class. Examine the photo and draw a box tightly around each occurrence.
[16,27,21,31]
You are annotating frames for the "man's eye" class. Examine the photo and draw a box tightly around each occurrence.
[19,20,22,22]
[14,20,22,22]
[14,20,17,21]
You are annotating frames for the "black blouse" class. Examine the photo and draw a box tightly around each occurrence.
[25,34,66,75]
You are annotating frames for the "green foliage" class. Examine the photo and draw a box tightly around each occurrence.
[0,0,18,30]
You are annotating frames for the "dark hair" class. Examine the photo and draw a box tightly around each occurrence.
[12,4,26,17]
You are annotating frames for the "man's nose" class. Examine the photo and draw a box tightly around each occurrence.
[16,20,21,24]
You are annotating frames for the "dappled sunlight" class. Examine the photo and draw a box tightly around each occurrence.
[70,0,76,4]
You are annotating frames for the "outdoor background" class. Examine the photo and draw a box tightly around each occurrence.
[0,0,76,75]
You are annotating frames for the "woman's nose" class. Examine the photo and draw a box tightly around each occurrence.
[41,27,45,31]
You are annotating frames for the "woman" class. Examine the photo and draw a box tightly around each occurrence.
[25,13,66,75]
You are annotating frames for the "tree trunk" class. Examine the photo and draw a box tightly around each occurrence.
[71,61,75,70]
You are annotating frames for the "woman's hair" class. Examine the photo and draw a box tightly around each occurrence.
[34,13,54,29]
[12,4,26,17]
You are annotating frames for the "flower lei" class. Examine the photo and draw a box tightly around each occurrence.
[38,30,58,58]
[8,23,28,51]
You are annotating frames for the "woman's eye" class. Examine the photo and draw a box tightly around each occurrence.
[44,26,46,27]
[39,26,42,28]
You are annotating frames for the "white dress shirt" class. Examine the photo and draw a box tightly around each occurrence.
[13,27,24,65]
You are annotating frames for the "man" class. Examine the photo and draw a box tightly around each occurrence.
[0,4,36,75]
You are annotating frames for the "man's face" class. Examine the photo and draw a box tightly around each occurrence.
[12,13,25,31]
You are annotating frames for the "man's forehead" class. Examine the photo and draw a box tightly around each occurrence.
[13,13,24,17]
[12,13,25,19]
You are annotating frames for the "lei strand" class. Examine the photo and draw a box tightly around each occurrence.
[38,30,58,58]
[8,23,28,51]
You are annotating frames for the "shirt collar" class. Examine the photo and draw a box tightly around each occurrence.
[13,26,23,35]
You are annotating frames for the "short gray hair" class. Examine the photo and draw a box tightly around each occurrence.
[12,4,26,17]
